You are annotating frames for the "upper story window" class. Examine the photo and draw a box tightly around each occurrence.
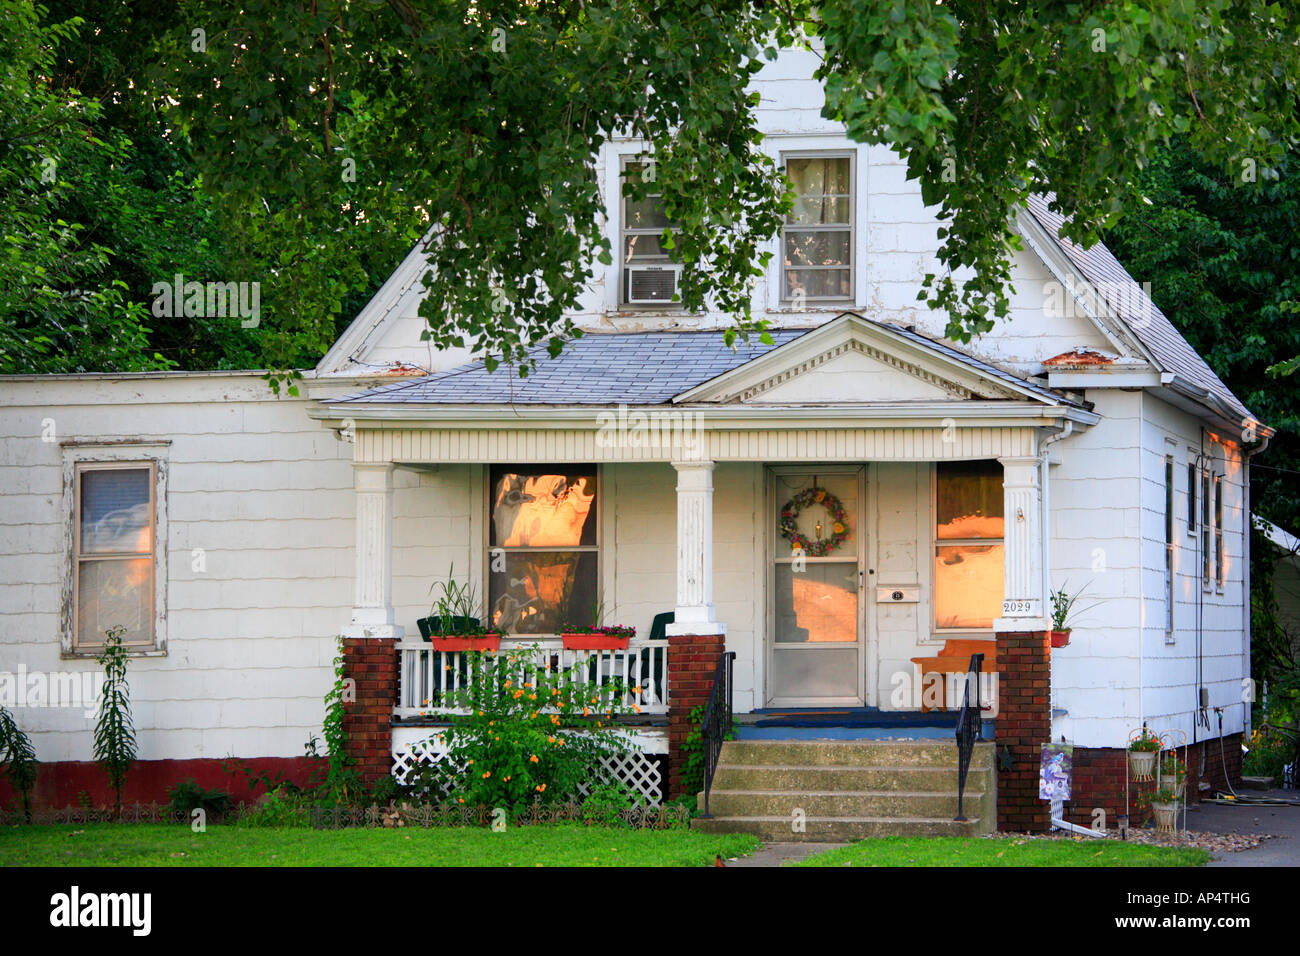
[620,160,680,305]
[933,460,1004,631]
[782,153,854,303]
[487,465,598,635]
[62,444,169,656]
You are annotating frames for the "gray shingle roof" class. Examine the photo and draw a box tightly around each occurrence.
[334,330,807,405]
[1024,194,1252,421]
[334,317,1082,408]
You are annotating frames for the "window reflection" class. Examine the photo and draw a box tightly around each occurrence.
[488,466,597,634]
[935,461,1004,630]
[775,564,857,643]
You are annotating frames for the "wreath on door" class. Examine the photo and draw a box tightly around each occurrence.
[779,487,850,556]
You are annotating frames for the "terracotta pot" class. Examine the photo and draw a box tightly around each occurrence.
[1049,629,1071,648]
[561,632,632,651]
[427,634,501,652]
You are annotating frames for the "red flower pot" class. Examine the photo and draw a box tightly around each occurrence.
[561,633,632,651]
[428,633,501,652]
[1049,629,1071,648]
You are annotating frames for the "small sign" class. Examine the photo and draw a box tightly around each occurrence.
[1039,743,1073,801]
[1002,599,1041,616]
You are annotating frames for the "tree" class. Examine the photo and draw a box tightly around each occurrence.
[155,0,1299,375]
[1,1,415,384]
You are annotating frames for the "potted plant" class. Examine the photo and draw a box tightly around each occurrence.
[1147,787,1179,833]
[1158,753,1187,798]
[1128,727,1161,781]
[418,567,500,652]
[561,601,634,651]
[1047,580,1096,648]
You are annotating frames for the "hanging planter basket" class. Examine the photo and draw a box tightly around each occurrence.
[1151,801,1178,832]
[1128,749,1157,781]
[1049,629,1071,648]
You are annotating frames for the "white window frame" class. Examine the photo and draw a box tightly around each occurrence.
[61,441,169,657]
[617,155,679,307]
[779,149,856,305]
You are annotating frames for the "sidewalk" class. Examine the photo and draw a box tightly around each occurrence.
[1186,790,1300,867]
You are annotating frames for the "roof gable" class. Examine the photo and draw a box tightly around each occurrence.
[675,313,1073,406]
[1019,194,1252,421]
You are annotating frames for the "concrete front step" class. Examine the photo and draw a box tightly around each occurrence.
[706,788,989,819]
[713,764,983,792]
[719,739,994,769]
[693,815,987,841]
[692,738,996,839]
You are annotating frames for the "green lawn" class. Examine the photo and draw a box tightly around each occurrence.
[797,836,1210,867]
[0,823,759,867]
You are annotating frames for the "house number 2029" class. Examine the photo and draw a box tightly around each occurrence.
[1002,600,1034,614]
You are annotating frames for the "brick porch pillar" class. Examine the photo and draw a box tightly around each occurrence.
[995,629,1051,832]
[665,459,726,800]
[341,461,403,785]
[342,637,399,785]
[666,632,726,799]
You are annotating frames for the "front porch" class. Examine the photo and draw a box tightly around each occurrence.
[314,314,1098,827]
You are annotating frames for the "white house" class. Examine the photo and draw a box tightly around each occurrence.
[0,47,1270,831]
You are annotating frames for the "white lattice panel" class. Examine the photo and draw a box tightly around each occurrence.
[391,735,664,804]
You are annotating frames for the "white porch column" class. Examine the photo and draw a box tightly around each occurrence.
[665,460,725,637]
[344,462,404,639]
[993,455,1048,632]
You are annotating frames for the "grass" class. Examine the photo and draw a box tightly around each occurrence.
[796,835,1211,867]
[0,823,758,867]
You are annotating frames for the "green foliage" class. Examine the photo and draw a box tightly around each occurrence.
[580,780,646,828]
[1129,728,1161,752]
[427,565,488,634]
[166,779,233,819]
[148,0,1300,374]
[0,705,39,818]
[1047,581,1097,631]
[92,626,137,815]
[797,836,1208,868]
[320,638,361,803]
[680,703,735,797]
[235,791,314,829]
[423,648,637,812]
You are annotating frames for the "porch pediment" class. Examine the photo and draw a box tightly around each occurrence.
[674,313,1058,407]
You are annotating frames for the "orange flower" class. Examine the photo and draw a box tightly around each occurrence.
[530,754,539,763]
[482,771,491,778]
[536,784,547,793]
[548,735,557,743]
[513,689,524,699]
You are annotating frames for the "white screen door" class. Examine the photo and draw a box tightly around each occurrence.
[766,467,865,707]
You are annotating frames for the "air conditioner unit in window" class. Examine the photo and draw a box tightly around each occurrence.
[625,264,681,304]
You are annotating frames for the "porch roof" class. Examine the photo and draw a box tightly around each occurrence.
[329,314,1084,410]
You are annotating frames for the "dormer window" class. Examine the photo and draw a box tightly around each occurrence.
[782,153,854,303]
[621,160,680,305]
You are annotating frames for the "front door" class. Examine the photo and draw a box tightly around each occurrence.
[766,466,866,707]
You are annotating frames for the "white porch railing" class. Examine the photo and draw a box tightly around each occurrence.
[395,638,670,719]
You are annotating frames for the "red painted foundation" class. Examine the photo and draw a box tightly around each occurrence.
[0,756,324,812]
